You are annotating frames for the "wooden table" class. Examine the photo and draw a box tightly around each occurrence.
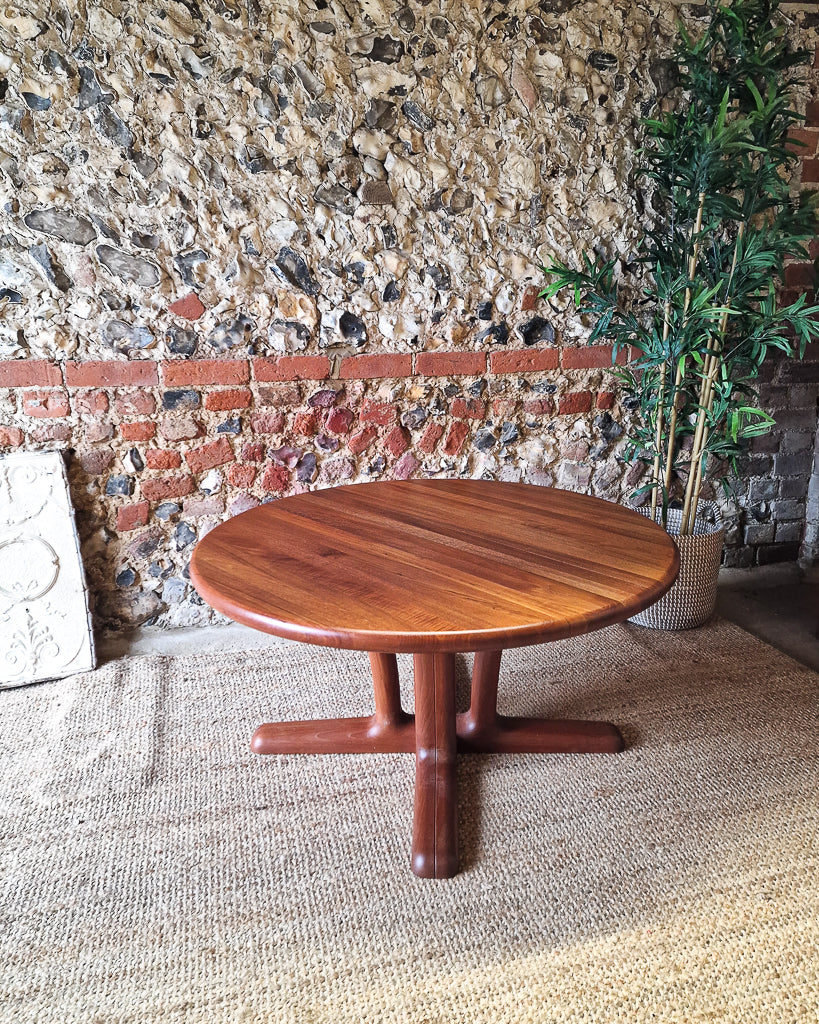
[190,480,679,878]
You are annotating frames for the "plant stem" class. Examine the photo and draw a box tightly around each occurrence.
[650,301,672,522]
[662,192,706,508]
[680,222,746,534]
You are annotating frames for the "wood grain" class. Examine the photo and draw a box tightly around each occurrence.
[190,480,680,654]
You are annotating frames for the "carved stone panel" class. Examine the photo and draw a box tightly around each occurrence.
[0,452,96,688]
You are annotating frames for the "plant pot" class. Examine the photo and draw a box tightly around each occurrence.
[629,503,725,630]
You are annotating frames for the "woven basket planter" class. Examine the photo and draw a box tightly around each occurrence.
[629,503,725,630]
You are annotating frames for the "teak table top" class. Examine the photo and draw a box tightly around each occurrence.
[190,479,680,654]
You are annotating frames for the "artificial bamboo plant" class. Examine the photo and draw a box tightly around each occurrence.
[542,0,819,535]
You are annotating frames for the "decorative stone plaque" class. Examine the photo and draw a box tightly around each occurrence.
[0,451,96,688]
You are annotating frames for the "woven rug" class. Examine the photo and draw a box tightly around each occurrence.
[1,619,818,1023]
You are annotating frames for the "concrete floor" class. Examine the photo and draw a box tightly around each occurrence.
[99,562,819,672]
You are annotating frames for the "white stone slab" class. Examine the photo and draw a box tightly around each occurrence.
[0,451,96,688]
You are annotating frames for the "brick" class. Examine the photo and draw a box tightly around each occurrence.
[141,475,196,501]
[146,448,182,470]
[293,411,317,436]
[806,100,819,127]
[787,129,818,156]
[250,411,285,434]
[360,400,397,426]
[393,452,420,480]
[558,391,593,415]
[384,424,409,457]
[77,449,115,475]
[204,388,253,411]
[240,442,266,462]
[774,451,812,477]
[75,389,109,415]
[338,353,413,379]
[0,359,62,387]
[491,398,517,418]
[229,493,260,516]
[228,463,256,488]
[802,158,819,182]
[418,421,444,453]
[30,423,72,443]
[162,359,249,387]
[260,464,290,493]
[757,542,800,565]
[120,421,156,441]
[325,407,354,434]
[258,384,301,406]
[561,345,623,369]
[451,397,486,420]
[182,495,224,517]
[596,391,616,410]
[84,421,114,442]
[168,292,205,320]
[253,356,329,381]
[22,390,70,417]
[0,426,24,447]
[415,351,487,376]
[490,350,559,374]
[348,424,378,455]
[117,501,150,532]
[185,437,235,474]
[66,360,159,387]
[784,263,816,289]
[442,421,469,457]
[161,416,204,441]
[522,397,555,416]
[114,391,157,416]
[521,285,539,311]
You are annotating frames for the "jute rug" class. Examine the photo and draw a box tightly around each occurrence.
[1,619,817,1023]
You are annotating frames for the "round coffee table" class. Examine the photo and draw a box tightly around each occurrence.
[190,480,679,878]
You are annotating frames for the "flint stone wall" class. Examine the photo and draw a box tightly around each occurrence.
[1,1,818,629]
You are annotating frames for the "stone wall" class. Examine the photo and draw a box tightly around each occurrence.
[1,1,818,630]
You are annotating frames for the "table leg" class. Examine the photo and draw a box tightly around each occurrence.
[411,652,458,879]
[456,649,624,754]
[250,651,414,754]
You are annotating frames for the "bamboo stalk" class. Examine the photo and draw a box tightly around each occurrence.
[650,302,672,522]
[661,192,706,504]
[680,223,745,534]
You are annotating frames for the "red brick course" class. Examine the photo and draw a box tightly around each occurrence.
[253,356,329,381]
[66,360,159,387]
[339,353,413,379]
[0,359,62,387]
[490,350,559,374]
[141,475,196,501]
[162,359,249,387]
[416,351,487,376]
[117,501,150,532]
[562,345,624,369]
[185,437,235,474]
[22,390,70,417]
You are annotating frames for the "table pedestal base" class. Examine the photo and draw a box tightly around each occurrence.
[251,650,624,879]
